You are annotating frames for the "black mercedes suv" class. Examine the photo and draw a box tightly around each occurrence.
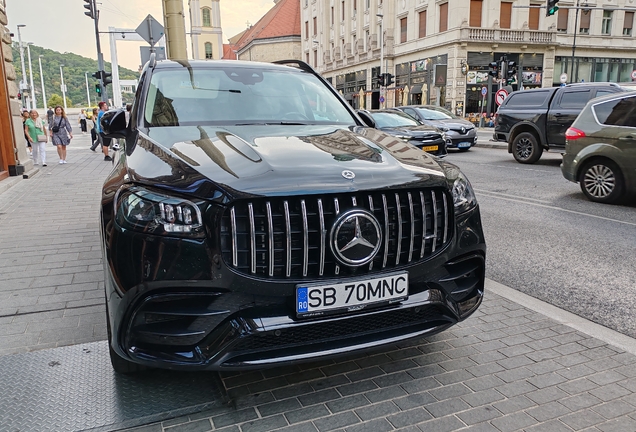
[99,58,486,373]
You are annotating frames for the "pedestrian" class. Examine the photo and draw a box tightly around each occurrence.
[46,106,54,127]
[96,101,112,161]
[22,110,33,156]
[78,109,87,134]
[24,109,48,166]
[50,105,73,164]
[89,107,99,151]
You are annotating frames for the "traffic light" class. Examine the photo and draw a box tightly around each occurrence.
[507,61,517,83]
[102,71,112,87]
[17,92,21,100]
[376,74,385,87]
[546,0,559,16]
[488,62,499,78]
[91,70,102,80]
[84,0,95,19]
[384,73,395,87]
[95,84,101,95]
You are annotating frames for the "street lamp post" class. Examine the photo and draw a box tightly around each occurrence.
[38,55,47,110]
[59,64,67,111]
[85,72,91,107]
[26,42,37,110]
[16,24,28,109]
[376,13,384,108]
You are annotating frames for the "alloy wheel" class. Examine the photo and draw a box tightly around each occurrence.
[515,138,532,160]
[583,164,615,198]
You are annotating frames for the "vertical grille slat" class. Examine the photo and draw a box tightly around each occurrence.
[248,203,256,274]
[301,200,308,277]
[221,189,453,279]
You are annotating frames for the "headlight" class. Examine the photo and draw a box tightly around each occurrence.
[393,134,411,141]
[114,186,204,237]
[452,172,477,214]
[439,126,450,132]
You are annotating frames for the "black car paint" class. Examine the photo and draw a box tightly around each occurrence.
[101,60,486,371]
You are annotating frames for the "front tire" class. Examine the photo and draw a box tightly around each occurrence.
[579,160,624,204]
[512,132,542,164]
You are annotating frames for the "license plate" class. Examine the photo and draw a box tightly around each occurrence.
[296,272,408,317]
[421,145,439,152]
[458,142,471,148]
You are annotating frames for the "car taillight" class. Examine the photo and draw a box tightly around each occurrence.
[565,127,586,140]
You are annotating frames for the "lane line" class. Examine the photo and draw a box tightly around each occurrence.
[475,191,636,227]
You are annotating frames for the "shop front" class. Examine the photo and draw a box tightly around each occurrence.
[553,56,636,85]
[394,55,448,107]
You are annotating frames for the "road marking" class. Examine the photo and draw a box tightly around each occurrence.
[475,189,552,204]
[475,190,636,227]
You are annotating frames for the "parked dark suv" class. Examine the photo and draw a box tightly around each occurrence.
[99,58,486,373]
[562,92,636,204]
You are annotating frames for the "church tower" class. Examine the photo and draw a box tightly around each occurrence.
[188,0,224,60]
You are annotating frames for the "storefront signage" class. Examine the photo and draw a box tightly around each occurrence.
[467,71,489,84]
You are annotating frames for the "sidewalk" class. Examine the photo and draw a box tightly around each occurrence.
[2,129,636,432]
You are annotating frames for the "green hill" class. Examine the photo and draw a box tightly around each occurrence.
[11,43,139,108]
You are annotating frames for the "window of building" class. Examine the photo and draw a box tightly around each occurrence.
[204,42,213,59]
[305,21,309,39]
[341,1,345,21]
[623,11,633,35]
[365,30,369,51]
[366,0,370,10]
[202,8,211,27]
[470,0,482,28]
[419,10,427,38]
[306,52,310,64]
[557,9,568,33]
[314,50,318,67]
[353,0,357,15]
[500,2,513,29]
[313,17,317,36]
[529,4,540,30]
[439,3,448,32]
[580,10,591,34]
[602,10,612,34]
[331,7,334,25]
[400,17,408,43]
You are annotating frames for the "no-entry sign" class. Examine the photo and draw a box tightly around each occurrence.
[495,88,509,106]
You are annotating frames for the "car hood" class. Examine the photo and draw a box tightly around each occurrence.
[124,125,449,199]
[378,125,442,136]
[423,119,475,130]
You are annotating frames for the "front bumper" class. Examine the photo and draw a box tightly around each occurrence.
[445,132,477,149]
[104,205,486,371]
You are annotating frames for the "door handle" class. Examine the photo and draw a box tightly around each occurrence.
[618,134,636,140]
[554,113,564,117]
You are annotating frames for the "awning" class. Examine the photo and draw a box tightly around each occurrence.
[410,85,422,94]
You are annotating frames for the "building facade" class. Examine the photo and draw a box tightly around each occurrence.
[189,0,224,60]
[303,0,636,116]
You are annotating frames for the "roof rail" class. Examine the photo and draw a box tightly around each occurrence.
[273,59,316,74]
[565,82,620,87]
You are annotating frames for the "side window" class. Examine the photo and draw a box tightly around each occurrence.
[595,89,616,98]
[593,96,636,127]
[505,91,550,107]
[558,90,591,109]
[403,108,417,118]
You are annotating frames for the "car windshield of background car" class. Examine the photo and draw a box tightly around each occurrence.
[143,68,356,127]
[415,108,453,120]
[372,112,420,128]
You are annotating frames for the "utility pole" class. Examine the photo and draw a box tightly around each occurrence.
[162,0,188,60]
[38,55,47,110]
[16,24,28,110]
[377,13,384,108]
[85,72,91,107]
[60,64,67,111]
[26,43,36,110]
[84,0,108,102]
[570,0,581,82]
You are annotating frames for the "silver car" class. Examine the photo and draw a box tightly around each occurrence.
[394,105,477,151]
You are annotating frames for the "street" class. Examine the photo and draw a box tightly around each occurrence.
[446,148,636,338]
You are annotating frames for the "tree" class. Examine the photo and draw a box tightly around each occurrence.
[48,93,72,109]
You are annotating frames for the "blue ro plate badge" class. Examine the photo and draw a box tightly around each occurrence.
[296,272,408,317]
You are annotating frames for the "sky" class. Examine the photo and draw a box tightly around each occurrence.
[6,0,276,71]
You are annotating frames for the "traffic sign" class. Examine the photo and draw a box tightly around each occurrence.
[495,88,509,106]
[481,87,488,96]
[379,96,385,103]
[136,14,164,46]
[560,73,568,83]
[631,70,636,80]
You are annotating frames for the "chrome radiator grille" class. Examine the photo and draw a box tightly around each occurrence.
[220,189,452,279]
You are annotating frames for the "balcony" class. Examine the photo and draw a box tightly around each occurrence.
[461,27,555,44]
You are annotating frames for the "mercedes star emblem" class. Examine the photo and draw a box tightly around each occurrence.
[330,209,382,266]
[341,170,355,180]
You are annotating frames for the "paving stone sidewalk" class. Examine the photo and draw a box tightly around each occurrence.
[0,131,113,356]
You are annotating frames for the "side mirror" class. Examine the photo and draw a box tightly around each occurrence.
[356,110,376,128]
[100,109,128,138]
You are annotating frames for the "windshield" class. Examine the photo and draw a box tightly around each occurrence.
[143,67,356,127]
[370,111,420,128]
[414,107,458,120]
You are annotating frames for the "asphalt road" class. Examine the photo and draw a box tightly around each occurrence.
[445,147,636,338]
